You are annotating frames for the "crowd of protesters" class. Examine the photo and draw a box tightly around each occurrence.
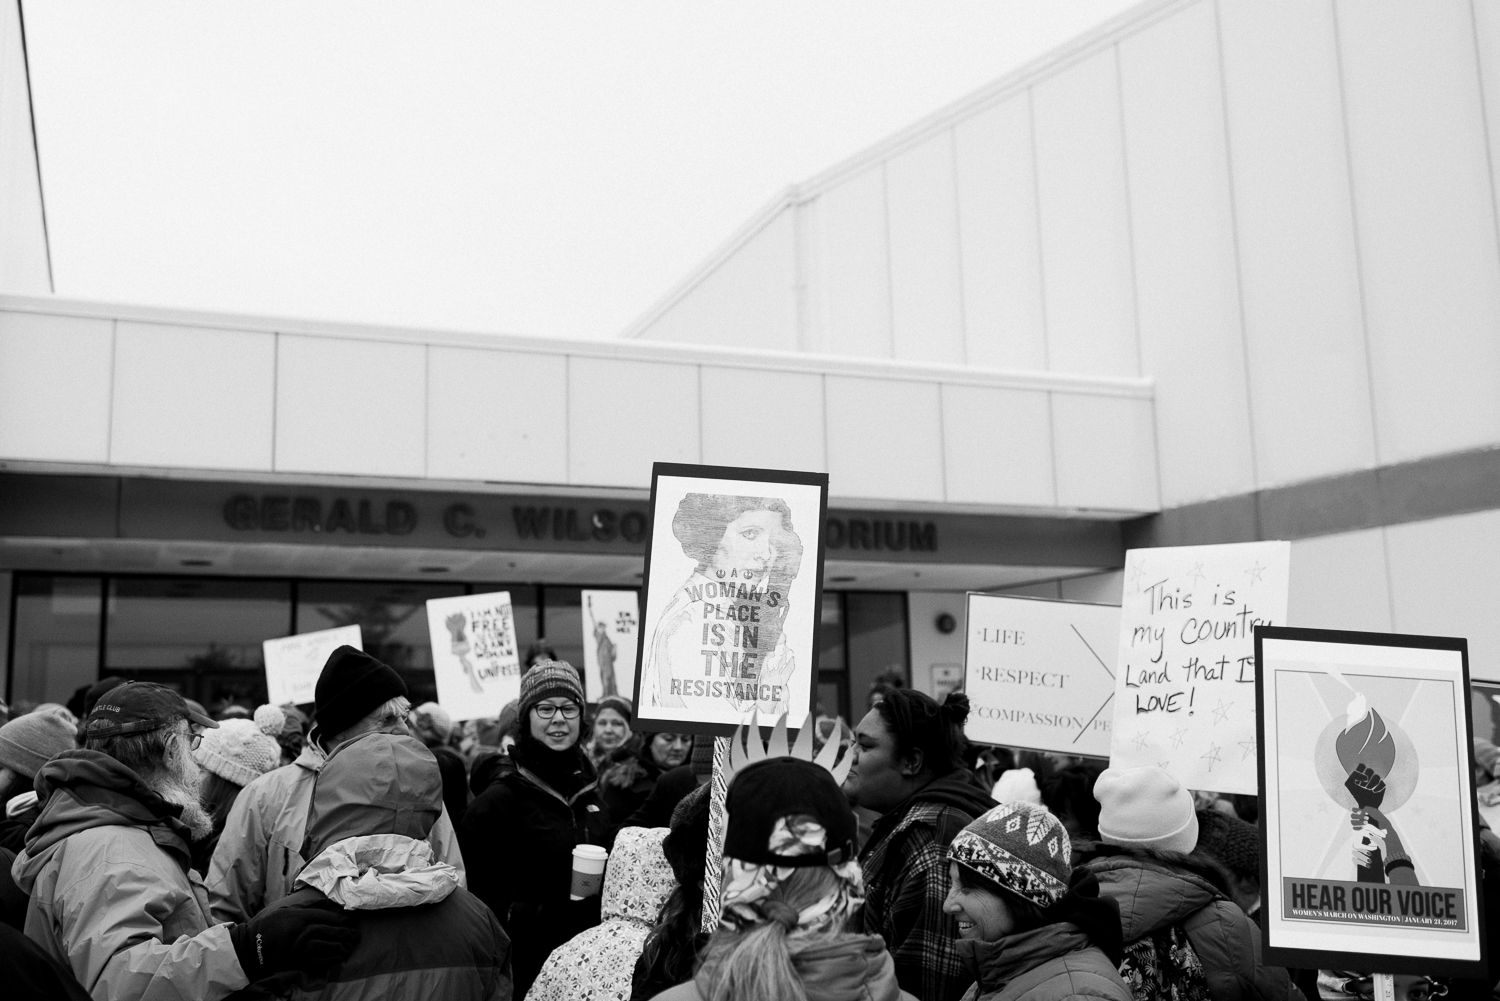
[0,650,1493,1001]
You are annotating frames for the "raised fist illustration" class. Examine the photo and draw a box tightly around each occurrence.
[1345,762,1387,810]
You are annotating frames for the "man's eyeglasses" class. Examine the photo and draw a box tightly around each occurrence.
[189,728,205,750]
[532,703,581,720]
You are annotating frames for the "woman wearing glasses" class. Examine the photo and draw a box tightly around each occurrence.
[459,659,615,999]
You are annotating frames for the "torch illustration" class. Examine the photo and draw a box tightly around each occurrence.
[445,612,485,695]
[1331,683,1417,886]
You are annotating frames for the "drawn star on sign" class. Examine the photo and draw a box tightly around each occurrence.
[1131,731,1152,751]
[1186,562,1208,588]
[1245,561,1267,585]
[1239,740,1257,760]
[1201,744,1223,771]
[1129,562,1148,593]
[1169,726,1189,749]
[1211,700,1234,725]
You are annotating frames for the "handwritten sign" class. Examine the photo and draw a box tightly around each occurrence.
[582,590,640,702]
[1109,540,1289,794]
[425,591,522,721]
[263,625,362,706]
[964,594,1119,758]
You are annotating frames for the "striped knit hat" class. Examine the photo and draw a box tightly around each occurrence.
[949,801,1072,908]
[519,659,585,718]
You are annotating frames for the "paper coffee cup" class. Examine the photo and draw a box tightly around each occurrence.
[570,844,608,900]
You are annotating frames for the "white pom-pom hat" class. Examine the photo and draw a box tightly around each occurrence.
[193,713,282,787]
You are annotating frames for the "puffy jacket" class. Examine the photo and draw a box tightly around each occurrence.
[654,934,919,1001]
[528,826,676,1001]
[11,750,251,1001]
[858,771,997,1001]
[460,741,614,998]
[1082,851,1301,1001]
[256,732,510,1000]
[598,744,665,829]
[206,737,465,924]
[958,923,1133,1001]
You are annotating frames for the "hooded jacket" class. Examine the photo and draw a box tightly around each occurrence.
[11,750,251,1001]
[528,826,676,1001]
[653,933,919,1001]
[858,770,997,1001]
[254,732,511,1001]
[206,734,465,925]
[1081,851,1301,1001]
[459,739,614,998]
[957,923,1134,1001]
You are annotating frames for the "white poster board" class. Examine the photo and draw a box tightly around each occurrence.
[963,594,1119,758]
[425,591,522,721]
[1108,540,1290,794]
[263,625,362,706]
[582,590,639,702]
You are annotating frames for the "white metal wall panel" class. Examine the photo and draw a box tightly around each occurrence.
[0,1,49,294]
[567,357,699,488]
[1386,509,1500,681]
[1286,527,1392,633]
[940,384,1053,507]
[0,311,113,462]
[806,166,892,359]
[639,210,798,352]
[1337,2,1500,463]
[1474,1,1500,259]
[427,347,568,484]
[110,322,275,470]
[954,97,1048,371]
[275,335,427,478]
[885,133,965,365]
[824,375,943,502]
[1050,392,1158,511]
[699,366,825,472]
[1119,3,1256,506]
[1032,50,1139,378]
[1218,0,1376,488]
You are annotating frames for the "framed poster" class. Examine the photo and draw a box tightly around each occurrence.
[425,591,522,721]
[963,593,1119,758]
[1109,540,1290,795]
[263,625,362,706]
[632,462,828,737]
[582,589,640,702]
[1256,625,1485,978]
[1470,680,1500,835]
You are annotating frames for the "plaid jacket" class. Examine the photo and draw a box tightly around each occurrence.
[858,773,995,1001]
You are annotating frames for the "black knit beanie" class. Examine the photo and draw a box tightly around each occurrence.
[314,646,407,741]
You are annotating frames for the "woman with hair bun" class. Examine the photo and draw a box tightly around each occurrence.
[843,688,997,1001]
[655,757,916,1001]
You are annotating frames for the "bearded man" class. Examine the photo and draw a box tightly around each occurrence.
[12,682,358,1001]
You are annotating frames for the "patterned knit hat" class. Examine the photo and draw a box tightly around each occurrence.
[519,659,585,717]
[949,801,1072,908]
[193,715,282,787]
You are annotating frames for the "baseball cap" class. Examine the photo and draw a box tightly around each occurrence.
[82,681,219,740]
[723,757,859,867]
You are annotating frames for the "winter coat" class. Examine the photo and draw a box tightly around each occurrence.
[598,744,665,829]
[1,845,28,930]
[206,738,465,924]
[957,923,1133,1001]
[460,741,615,998]
[653,934,919,1001]
[858,770,997,1001]
[0,921,92,1001]
[624,764,699,830]
[11,750,251,1001]
[529,826,676,1001]
[0,792,40,852]
[1082,851,1301,1001]
[431,743,471,828]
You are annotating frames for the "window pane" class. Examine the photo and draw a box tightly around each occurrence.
[819,591,846,672]
[297,581,463,705]
[845,592,909,715]
[540,587,585,682]
[106,577,291,708]
[10,575,101,707]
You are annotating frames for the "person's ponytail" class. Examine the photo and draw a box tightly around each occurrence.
[699,921,807,1001]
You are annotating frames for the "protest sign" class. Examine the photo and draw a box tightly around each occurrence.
[963,594,1119,758]
[1257,626,1485,978]
[633,462,828,737]
[263,625,362,705]
[1108,540,1289,794]
[425,591,522,721]
[582,589,639,702]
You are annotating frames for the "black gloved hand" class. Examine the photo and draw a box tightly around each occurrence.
[230,897,360,983]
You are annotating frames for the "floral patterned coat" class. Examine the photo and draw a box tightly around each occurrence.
[525,827,676,1001]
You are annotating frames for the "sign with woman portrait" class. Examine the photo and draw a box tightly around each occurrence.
[632,463,828,736]
[1256,625,1486,978]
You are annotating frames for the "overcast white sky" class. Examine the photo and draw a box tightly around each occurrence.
[26,1,1140,341]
